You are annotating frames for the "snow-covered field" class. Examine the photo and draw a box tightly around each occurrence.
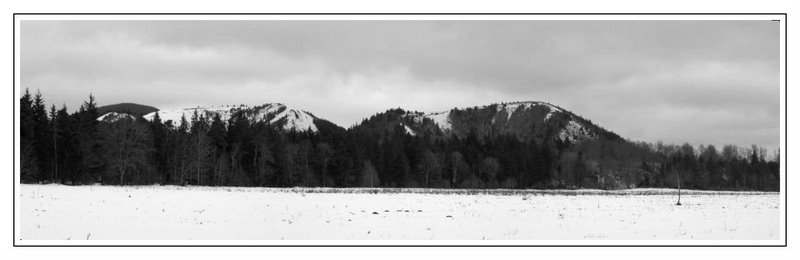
[18,184,780,241]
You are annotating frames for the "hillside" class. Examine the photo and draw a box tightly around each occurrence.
[97,103,158,117]
[354,101,621,145]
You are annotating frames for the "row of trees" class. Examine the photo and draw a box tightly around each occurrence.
[552,138,779,191]
[19,89,780,191]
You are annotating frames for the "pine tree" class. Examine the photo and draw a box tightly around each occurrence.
[174,114,192,184]
[55,105,80,184]
[49,105,59,183]
[77,94,103,183]
[31,90,52,182]
[19,89,39,182]
[208,113,227,186]
[150,112,168,184]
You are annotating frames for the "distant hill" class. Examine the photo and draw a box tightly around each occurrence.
[97,103,159,117]
[352,101,621,145]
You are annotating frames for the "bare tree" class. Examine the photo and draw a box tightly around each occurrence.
[479,156,502,187]
[253,130,275,186]
[416,149,441,187]
[189,112,212,185]
[316,143,334,186]
[101,117,152,185]
[450,151,469,186]
[360,161,380,188]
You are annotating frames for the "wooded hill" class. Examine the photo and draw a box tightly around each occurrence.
[19,89,780,191]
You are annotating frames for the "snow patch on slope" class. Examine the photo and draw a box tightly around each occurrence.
[97,112,135,122]
[486,101,566,122]
[403,124,416,136]
[544,112,555,121]
[425,111,452,131]
[497,102,528,120]
[142,103,319,133]
[558,120,594,143]
[411,101,569,134]
[542,104,564,122]
[276,109,318,132]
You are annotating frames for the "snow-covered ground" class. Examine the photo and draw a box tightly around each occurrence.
[18,184,780,241]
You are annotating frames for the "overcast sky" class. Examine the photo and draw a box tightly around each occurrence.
[20,20,780,152]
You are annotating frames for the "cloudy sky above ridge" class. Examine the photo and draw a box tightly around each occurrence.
[20,19,780,152]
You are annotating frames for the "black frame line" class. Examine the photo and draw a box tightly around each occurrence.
[11,12,789,248]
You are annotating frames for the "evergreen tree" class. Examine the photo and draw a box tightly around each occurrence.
[55,105,81,184]
[49,105,60,183]
[19,89,39,182]
[174,114,192,184]
[31,90,52,182]
[208,113,228,185]
[149,112,169,184]
[77,94,103,183]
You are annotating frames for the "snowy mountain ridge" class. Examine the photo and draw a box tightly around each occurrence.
[96,100,616,142]
[136,103,321,132]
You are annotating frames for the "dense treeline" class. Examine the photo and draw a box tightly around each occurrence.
[19,89,780,191]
